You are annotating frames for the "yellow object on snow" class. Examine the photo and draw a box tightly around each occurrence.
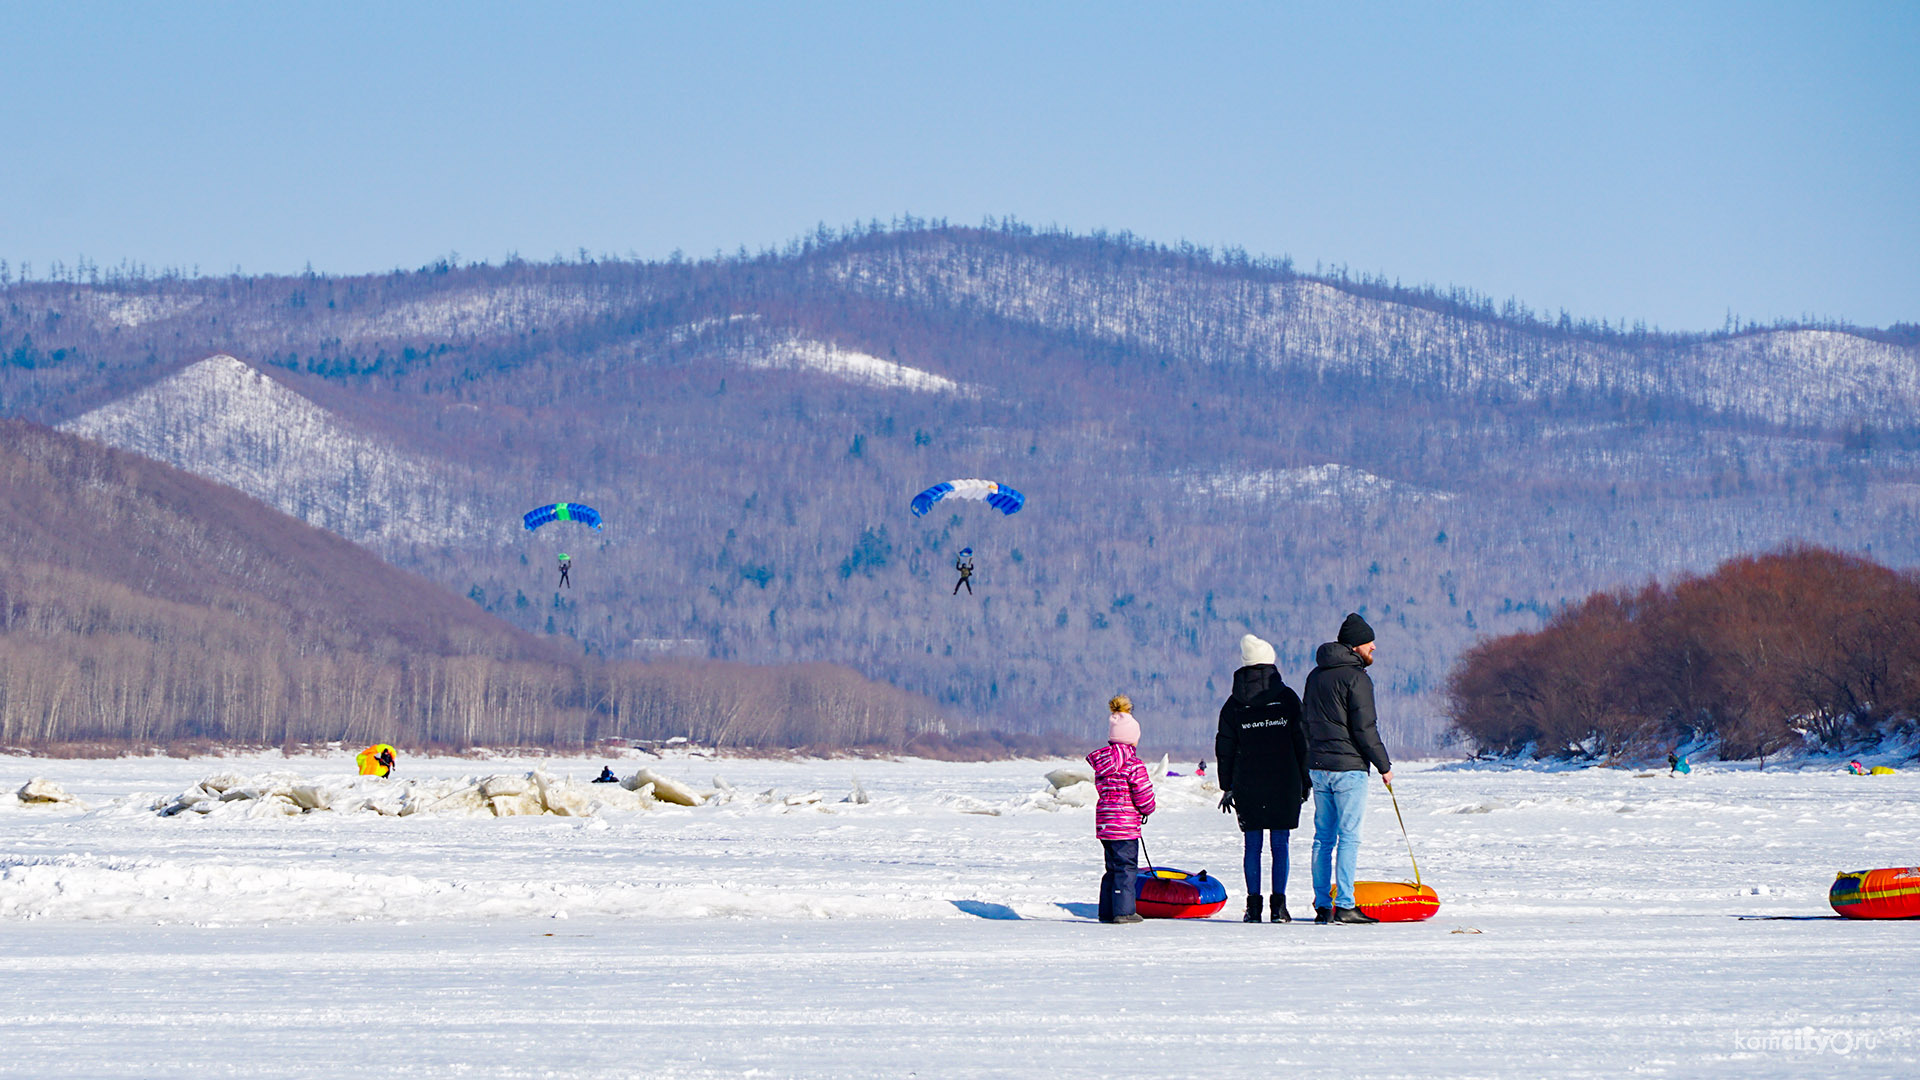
[356,743,398,777]
[1871,765,1898,776]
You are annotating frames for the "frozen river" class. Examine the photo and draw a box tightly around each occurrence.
[4,751,1916,1077]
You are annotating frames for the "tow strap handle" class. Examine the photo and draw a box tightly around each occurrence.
[1384,779,1421,888]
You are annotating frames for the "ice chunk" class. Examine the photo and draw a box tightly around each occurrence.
[628,768,703,806]
[1052,781,1097,807]
[479,775,531,799]
[1045,766,1093,789]
[16,778,85,807]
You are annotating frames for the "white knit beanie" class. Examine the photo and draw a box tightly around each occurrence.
[1240,633,1276,667]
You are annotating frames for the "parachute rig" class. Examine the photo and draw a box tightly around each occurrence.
[524,503,602,589]
[910,480,1023,595]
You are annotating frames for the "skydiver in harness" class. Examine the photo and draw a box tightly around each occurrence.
[557,553,572,589]
[953,547,974,595]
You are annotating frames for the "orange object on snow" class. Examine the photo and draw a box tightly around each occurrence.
[1830,867,1920,919]
[356,743,397,777]
[1353,880,1441,922]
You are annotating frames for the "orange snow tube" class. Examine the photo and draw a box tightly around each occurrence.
[1830,867,1920,919]
[1353,880,1441,922]
[356,743,397,777]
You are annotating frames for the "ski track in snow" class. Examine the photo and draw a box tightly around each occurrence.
[3,753,1917,1077]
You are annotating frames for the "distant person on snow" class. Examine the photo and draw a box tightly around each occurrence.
[1216,633,1309,923]
[953,547,975,595]
[557,553,572,589]
[357,744,397,777]
[593,766,619,783]
[1303,613,1394,925]
[1089,694,1155,924]
[1668,752,1691,776]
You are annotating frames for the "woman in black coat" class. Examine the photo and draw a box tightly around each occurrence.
[1216,634,1310,923]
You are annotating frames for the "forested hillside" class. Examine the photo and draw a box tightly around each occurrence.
[0,422,941,751]
[6,222,1917,751]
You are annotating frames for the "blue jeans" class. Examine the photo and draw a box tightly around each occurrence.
[1311,769,1369,910]
[1242,830,1289,897]
[1099,839,1139,921]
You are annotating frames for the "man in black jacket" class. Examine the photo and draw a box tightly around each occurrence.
[1215,633,1310,923]
[1302,613,1394,925]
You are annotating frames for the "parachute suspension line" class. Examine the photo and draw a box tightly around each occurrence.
[1384,780,1420,887]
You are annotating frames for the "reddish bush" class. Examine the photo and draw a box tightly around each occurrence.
[1447,547,1920,760]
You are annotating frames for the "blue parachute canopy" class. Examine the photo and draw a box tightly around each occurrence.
[523,503,603,531]
[910,479,1025,518]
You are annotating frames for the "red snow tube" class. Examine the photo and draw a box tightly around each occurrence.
[1830,867,1920,919]
[1135,867,1228,919]
[1353,880,1441,922]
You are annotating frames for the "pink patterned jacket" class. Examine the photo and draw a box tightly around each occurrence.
[1088,741,1156,840]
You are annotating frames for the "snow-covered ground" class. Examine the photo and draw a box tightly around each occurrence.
[4,752,1916,1077]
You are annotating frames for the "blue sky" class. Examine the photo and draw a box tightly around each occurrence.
[2,1,1914,331]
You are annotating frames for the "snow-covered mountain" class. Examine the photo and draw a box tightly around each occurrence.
[59,355,484,551]
[9,224,1919,750]
[822,236,1920,429]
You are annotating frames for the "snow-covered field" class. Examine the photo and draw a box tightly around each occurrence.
[4,752,1917,1078]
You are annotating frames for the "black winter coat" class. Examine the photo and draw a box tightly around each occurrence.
[1215,664,1309,832]
[1302,642,1393,774]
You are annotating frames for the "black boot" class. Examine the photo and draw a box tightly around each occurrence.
[1243,895,1262,922]
[1269,894,1291,923]
[1332,906,1379,924]
[1313,907,1333,924]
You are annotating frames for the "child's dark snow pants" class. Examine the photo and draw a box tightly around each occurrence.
[1099,838,1139,921]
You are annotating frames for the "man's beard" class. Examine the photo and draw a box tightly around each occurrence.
[1360,652,1374,667]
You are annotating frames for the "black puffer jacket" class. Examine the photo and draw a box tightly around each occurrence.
[1215,664,1309,832]
[1302,642,1392,774]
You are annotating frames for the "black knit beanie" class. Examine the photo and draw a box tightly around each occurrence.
[1338,612,1375,647]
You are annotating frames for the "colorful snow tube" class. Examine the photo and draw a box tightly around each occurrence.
[1135,867,1228,919]
[1353,880,1441,922]
[1830,868,1920,919]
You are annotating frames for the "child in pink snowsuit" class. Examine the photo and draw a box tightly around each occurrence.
[1088,694,1156,923]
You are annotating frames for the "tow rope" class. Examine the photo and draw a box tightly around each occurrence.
[1384,780,1421,887]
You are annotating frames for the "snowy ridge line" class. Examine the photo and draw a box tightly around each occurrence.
[1187,463,1454,504]
[58,354,485,551]
[732,335,979,396]
[825,243,1920,428]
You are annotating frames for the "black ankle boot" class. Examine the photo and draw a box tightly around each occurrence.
[1313,907,1333,924]
[1269,894,1291,923]
[1332,906,1379,924]
[1243,895,1262,922]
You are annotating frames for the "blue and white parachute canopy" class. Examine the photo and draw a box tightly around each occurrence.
[523,502,603,531]
[910,479,1024,518]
